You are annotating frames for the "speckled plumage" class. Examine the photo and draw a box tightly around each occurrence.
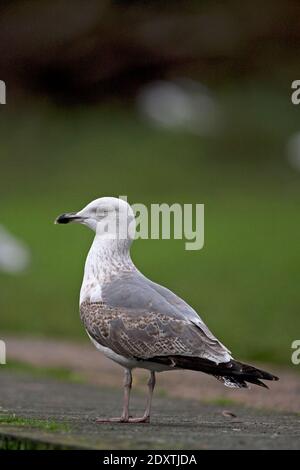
[80,299,227,362]
[56,197,278,422]
[79,233,231,367]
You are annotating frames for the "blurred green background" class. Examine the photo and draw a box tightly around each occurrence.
[0,0,300,366]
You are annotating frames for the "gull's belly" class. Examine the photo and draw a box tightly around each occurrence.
[86,331,172,372]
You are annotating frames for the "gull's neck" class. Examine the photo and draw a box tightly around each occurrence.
[80,235,135,304]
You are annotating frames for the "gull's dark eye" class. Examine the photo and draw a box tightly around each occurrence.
[96,208,109,219]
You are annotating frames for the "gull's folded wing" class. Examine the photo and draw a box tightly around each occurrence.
[80,271,231,364]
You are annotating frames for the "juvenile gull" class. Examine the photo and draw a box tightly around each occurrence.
[56,197,278,423]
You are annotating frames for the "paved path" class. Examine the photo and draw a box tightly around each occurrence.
[0,372,299,449]
[4,336,300,412]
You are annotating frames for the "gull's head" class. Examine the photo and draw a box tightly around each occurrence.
[55,197,136,241]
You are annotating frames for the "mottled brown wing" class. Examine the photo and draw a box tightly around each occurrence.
[80,301,228,363]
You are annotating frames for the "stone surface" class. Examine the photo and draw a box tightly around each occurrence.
[5,335,300,413]
[0,372,299,450]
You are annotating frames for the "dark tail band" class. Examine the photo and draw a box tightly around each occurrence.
[151,356,279,389]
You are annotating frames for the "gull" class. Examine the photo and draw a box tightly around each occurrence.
[56,197,278,423]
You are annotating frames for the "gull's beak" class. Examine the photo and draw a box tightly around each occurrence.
[55,212,81,224]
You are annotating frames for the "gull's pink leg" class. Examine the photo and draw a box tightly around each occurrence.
[96,368,132,423]
[128,371,156,423]
[96,370,156,424]
[121,368,132,421]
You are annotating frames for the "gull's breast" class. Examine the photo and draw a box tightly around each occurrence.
[80,281,102,304]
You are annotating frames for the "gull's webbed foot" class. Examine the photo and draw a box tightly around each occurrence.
[96,415,150,424]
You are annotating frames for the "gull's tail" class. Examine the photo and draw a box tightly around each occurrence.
[212,360,279,389]
[153,356,279,389]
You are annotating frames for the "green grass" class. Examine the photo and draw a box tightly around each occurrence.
[0,413,71,449]
[0,84,300,365]
[0,414,69,433]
